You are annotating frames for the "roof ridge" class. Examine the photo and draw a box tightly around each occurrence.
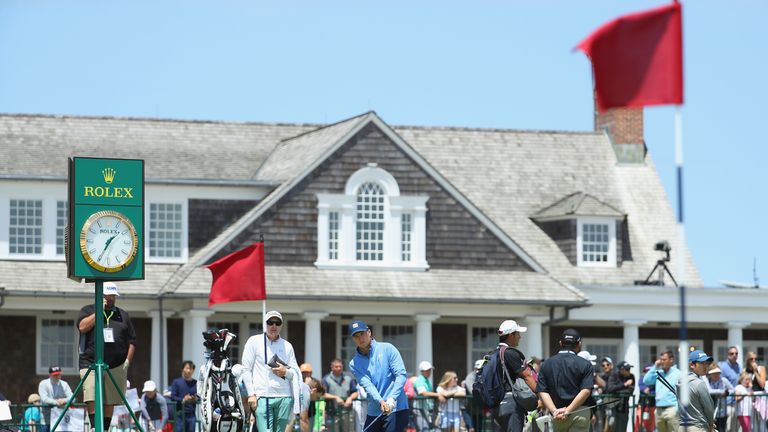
[0,112,326,128]
[393,123,601,135]
[251,112,373,180]
[277,111,374,144]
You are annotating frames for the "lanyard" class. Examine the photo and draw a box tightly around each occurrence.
[104,309,114,327]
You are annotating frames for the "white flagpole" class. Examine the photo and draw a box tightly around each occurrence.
[675,106,689,405]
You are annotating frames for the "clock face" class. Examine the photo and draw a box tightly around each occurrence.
[79,210,138,273]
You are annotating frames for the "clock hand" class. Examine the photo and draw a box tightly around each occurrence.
[98,235,118,261]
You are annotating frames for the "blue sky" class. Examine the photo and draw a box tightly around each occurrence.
[1,1,765,287]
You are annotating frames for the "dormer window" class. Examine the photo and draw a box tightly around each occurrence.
[577,218,616,267]
[532,192,624,268]
[316,164,429,271]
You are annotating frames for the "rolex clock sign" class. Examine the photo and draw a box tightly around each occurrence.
[67,157,145,281]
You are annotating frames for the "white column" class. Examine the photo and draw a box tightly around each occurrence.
[415,314,440,373]
[303,312,329,379]
[621,320,646,432]
[523,316,548,359]
[623,319,646,396]
[727,321,750,366]
[181,309,214,371]
[148,309,174,387]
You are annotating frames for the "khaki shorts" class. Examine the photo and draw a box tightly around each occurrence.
[80,365,127,405]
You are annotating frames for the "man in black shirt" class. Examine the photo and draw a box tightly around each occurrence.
[604,361,636,432]
[536,329,594,432]
[494,320,537,432]
[76,282,136,432]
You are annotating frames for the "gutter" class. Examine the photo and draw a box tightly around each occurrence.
[0,289,588,307]
[0,174,280,188]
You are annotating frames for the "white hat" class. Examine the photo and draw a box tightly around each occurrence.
[142,380,157,392]
[419,360,434,371]
[577,350,597,365]
[103,282,120,296]
[265,310,283,322]
[474,359,484,370]
[498,320,527,336]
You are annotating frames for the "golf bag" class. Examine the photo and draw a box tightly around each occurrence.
[199,329,246,432]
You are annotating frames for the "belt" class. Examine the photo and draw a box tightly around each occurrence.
[657,406,675,410]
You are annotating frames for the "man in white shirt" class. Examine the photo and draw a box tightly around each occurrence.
[38,366,74,432]
[241,311,300,432]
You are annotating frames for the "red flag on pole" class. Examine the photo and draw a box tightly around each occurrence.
[576,2,683,112]
[207,242,266,306]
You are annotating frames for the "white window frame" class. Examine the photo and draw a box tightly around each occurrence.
[56,200,68,256]
[582,338,622,365]
[577,217,618,267]
[0,182,68,260]
[316,165,429,271]
[145,198,188,263]
[36,315,79,375]
[336,316,417,373]
[713,340,768,364]
[639,338,704,368]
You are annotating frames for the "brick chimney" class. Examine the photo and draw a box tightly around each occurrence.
[595,106,646,163]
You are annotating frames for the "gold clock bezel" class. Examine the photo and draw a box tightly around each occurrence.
[79,210,139,273]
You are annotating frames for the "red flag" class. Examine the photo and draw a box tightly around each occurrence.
[207,242,266,306]
[577,2,683,112]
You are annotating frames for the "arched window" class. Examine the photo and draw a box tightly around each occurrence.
[316,164,429,271]
[356,182,385,261]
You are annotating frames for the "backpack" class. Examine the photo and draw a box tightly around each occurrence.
[472,347,506,408]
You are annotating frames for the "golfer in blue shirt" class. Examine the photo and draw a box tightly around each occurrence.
[348,320,409,432]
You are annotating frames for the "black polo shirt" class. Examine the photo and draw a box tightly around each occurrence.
[77,304,137,369]
[536,350,594,408]
[498,343,526,385]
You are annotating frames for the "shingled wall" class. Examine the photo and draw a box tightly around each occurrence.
[211,123,533,271]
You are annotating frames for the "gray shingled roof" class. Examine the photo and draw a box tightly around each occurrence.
[254,113,372,182]
[175,266,583,305]
[0,112,702,303]
[394,125,701,287]
[533,192,625,219]
[0,261,178,297]
[0,114,316,181]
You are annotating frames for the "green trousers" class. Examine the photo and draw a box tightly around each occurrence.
[255,397,293,432]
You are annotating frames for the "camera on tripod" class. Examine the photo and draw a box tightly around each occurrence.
[655,241,671,261]
[634,240,677,287]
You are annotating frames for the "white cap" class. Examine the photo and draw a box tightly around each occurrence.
[142,380,157,392]
[419,360,434,371]
[103,282,120,296]
[498,320,527,336]
[265,310,283,322]
[474,359,484,370]
[577,350,597,365]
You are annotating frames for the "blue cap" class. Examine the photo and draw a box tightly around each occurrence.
[689,350,713,363]
[348,320,369,336]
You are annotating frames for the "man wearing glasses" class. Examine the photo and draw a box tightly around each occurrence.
[241,311,301,432]
[718,347,741,432]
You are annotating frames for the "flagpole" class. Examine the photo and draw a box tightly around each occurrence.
[675,105,689,405]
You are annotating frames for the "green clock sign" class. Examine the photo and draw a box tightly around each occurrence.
[67,157,145,281]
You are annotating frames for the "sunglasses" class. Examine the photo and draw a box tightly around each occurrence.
[266,320,282,327]
[729,352,738,356]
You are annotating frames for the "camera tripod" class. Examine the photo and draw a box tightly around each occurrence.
[642,259,678,287]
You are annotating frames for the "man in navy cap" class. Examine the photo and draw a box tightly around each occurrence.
[347,320,408,432]
[679,350,715,432]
